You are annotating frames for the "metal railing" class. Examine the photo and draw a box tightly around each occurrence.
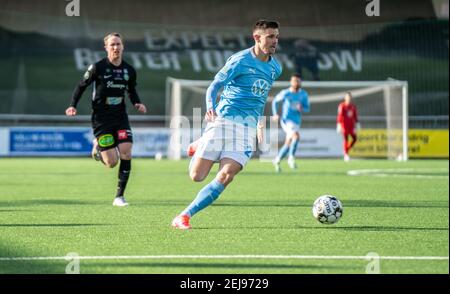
[0,114,448,129]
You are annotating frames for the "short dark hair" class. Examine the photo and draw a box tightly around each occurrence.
[291,73,302,79]
[253,20,279,32]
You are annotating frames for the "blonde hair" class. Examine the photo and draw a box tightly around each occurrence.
[103,32,123,46]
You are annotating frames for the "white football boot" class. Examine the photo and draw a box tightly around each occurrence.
[113,196,129,207]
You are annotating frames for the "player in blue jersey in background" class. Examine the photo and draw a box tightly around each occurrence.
[271,74,310,172]
[172,20,282,229]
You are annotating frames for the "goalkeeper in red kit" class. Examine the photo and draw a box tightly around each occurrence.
[336,92,360,161]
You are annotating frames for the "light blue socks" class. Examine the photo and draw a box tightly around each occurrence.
[276,144,290,161]
[182,179,225,217]
[289,138,299,157]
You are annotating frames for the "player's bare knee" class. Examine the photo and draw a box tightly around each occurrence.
[190,171,206,182]
[108,161,118,168]
[104,158,118,168]
[217,170,235,185]
[120,153,132,160]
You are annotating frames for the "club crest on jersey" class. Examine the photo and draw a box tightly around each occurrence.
[271,69,276,79]
[251,79,270,97]
[217,65,230,81]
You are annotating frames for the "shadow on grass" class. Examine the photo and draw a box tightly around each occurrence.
[1,198,447,209]
[194,225,448,232]
[0,243,64,274]
[0,209,39,212]
[296,225,449,232]
[0,199,102,207]
[216,199,449,208]
[139,199,448,209]
[0,223,110,227]
[82,261,355,271]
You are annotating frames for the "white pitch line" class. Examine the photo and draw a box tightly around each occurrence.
[0,255,448,261]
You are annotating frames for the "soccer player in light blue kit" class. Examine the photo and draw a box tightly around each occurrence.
[172,20,282,229]
[271,74,310,172]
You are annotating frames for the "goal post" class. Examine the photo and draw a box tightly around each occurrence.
[166,77,408,161]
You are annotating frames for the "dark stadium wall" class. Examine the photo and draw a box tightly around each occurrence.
[0,0,447,119]
[0,0,437,28]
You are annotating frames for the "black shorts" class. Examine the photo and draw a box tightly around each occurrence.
[92,119,133,152]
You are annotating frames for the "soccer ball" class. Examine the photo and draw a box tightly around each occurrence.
[312,195,343,224]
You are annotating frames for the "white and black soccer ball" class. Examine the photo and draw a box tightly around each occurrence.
[312,195,343,224]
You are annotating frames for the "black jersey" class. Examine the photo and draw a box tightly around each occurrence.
[70,58,141,122]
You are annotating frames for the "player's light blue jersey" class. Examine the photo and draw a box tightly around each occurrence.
[206,47,282,128]
[272,88,310,125]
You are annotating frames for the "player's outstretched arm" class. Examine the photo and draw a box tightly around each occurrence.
[67,64,96,115]
[302,93,311,113]
[204,57,238,121]
[271,91,284,121]
[127,68,147,114]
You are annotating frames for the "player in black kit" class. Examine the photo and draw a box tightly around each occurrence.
[65,32,147,207]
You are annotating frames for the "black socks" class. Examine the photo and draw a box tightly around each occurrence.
[116,159,131,197]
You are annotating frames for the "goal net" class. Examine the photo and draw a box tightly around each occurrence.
[166,78,408,161]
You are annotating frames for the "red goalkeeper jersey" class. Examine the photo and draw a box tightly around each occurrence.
[337,102,358,131]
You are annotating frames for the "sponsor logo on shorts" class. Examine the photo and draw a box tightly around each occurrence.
[244,146,252,158]
[117,129,129,140]
[98,134,115,147]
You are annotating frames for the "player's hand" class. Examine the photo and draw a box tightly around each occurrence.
[65,106,77,116]
[296,104,302,112]
[205,109,217,122]
[257,121,265,144]
[336,123,342,134]
[257,126,264,144]
[271,114,279,122]
[135,103,147,114]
